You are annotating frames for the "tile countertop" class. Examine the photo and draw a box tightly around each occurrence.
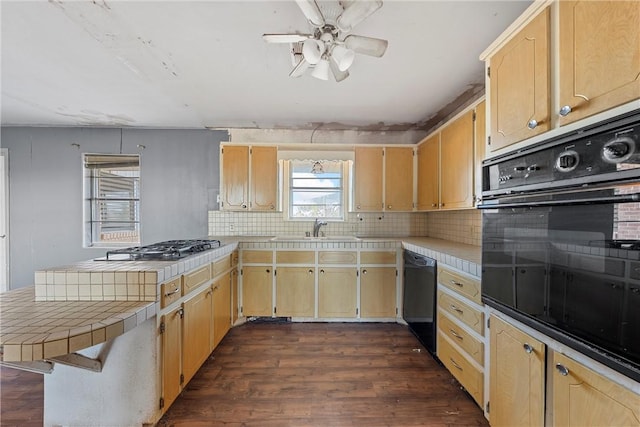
[0,237,480,363]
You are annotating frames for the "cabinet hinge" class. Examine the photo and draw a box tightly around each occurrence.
[487,318,490,329]
[221,148,224,154]
[472,111,476,121]
[487,66,490,78]
[250,148,252,155]
[179,308,184,319]
[159,397,165,409]
[356,308,359,315]
[357,270,359,277]
[240,269,243,276]
[274,307,277,314]
[486,401,490,413]
[159,322,165,334]
[240,305,243,314]
[396,269,398,277]
[396,307,398,315]
[274,269,277,276]
[180,374,184,385]
[487,136,491,146]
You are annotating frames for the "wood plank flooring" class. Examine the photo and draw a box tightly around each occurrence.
[0,322,488,426]
[159,322,488,426]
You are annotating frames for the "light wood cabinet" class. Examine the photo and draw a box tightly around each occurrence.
[318,267,357,318]
[220,145,277,211]
[160,277,182,309]
[474,100,486,205]
[439,266,481,305]
[211,272,231,351]
[438,290,484,335]
[242,266,273,317]
[417,134,440,211]
[360,267,396,318]
[353,147,384,211]
[231,268,239,324]
[275,267,315,317]
[553,352,640,427]
[183,265,211,296]
[182,287,212,384]
[440,110,475,209]
[160,306,182,411]
[438,330,484,406]
[489,315,545,427]
[558,1,640,126]
[384,147,414,211]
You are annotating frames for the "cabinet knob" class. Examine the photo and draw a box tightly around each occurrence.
[308,269,313,274]
[270,204,275,210]
[555,363,569,376]
[320,269,325,274]
[559,105,573,117]
[440,203,445,207]
[242,204,247,209]
[362,269,368,275]
[527,119,539,129]
[357,205,361,210]
[266,269,270,273]
[431,203,437,207]
[387,205,392,209]
[523,343,533,354]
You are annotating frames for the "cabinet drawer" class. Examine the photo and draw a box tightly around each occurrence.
[439,266,481,304]
[360,251,397,265]
[276,251,315,264]
[212,255,231,277]
[242,250,272,264]
[183,265,211,295]
[437,310,484,365]
[318,251,357,264]
[438,331,483,406]
[438,290,484,334]
[160,277,182,308]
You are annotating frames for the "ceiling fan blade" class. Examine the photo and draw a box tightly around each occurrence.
[337,0,383,32]
[344,35,388,57]
[330,59,350,82]
[294,0,325,27]
[289,58,310,78]
[263,34,311,43]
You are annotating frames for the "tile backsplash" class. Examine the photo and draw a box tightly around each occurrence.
[208,209,481,246]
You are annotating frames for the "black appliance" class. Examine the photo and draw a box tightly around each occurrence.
[479,110,640,381]
[101,239,221,261]
[403,250,437,355]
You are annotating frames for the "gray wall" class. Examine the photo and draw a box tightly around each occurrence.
[1,127,226,289]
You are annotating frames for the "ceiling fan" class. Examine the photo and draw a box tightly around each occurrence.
[263,0,388,82]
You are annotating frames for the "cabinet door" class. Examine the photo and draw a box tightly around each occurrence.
[553,352,640,426]
[440,110,474,209]
[559,1,640,126]
[490,316,545,427]
[161,307,182,411]
[416,134,439,211]
[183,288,212,384]
[242,266,273,317]
[384,147,414,211]
[211,272,231,351]
[354,147,383,211]
[231,268,239,324]
[221,145,249,210]
[474,100,486,206]
[318,267,357,318]
[489,8,550,151]
[360,267,396,318]
[275,267,315,317]
[250,146,278,211]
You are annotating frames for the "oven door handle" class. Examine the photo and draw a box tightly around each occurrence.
[477,193,640,209]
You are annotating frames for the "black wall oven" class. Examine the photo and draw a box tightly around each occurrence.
[479,110,640,381]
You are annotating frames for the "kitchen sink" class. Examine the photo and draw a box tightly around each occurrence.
[270,236,361,242]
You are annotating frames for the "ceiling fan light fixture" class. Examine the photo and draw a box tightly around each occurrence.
[294,0,325,27]
[302,39,324,65]
[311,56,330,80]
[337,0,383,32]
[331,45,355,72]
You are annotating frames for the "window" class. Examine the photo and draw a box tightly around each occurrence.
[288,159,346,220]
[83,154,140,247]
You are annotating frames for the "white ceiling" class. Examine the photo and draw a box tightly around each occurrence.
[0,0,531,132]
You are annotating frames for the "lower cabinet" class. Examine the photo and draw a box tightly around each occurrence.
[489,315,545,427]
[161,306,182,411]
[553,352,640,426]
[242,266,273,316]
[183,287,213,384]
[318,267,357,318]
[360,267,396,318]
[231,267,239,324]
[211,272,231,350]
[276,267,315,317]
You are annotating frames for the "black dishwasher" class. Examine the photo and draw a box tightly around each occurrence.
[403,250,437,355]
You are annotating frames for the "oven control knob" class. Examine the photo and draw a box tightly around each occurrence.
[602,137,634,163]
[556,150,579,172]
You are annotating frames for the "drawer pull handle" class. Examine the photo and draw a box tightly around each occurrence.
[450,304,464,314]
[523,343,533,354]
[451,280,464,287]
[555,363,569,376]
[449,329,463,340]
[450,358,463,371]
[164,288,180,297]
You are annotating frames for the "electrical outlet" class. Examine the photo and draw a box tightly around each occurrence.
[229,223,235,231]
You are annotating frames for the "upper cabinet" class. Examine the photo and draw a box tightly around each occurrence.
[353,146,414,212]
[220,145,278,211]
[488,8,550,152]
[481,0,640,154]
[416,134,439,211]
[558,0,640,125]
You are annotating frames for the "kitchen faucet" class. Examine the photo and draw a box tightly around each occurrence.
[313,218,328,237]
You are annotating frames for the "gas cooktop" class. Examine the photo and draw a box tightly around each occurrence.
[99,239,221,261]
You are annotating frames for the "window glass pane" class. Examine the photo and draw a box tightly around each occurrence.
[289,159,343,220]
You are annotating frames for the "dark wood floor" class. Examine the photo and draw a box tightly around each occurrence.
[0,322,488,427]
